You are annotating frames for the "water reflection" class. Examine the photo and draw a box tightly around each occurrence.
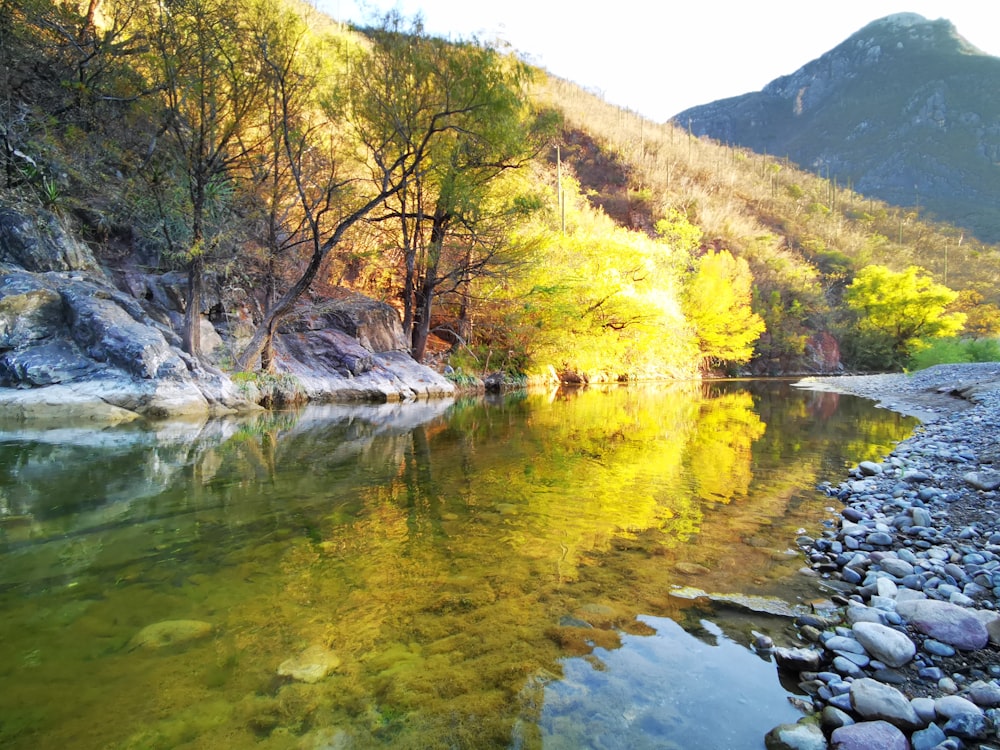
[0,383,915,749]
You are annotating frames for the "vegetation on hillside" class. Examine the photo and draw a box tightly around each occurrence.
[3,0,998,383]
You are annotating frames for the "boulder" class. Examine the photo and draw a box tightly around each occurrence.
[849,678,922,730]
[0,207,102,273]
[830,720,909,750]
[896,599,989,650]
[851,622,916,668]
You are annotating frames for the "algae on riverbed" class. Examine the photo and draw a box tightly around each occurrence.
[0,383,915,749]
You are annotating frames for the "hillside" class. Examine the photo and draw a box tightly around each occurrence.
[673,13,1000,243]
[2,0,999,395]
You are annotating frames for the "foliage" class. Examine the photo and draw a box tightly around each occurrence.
[682,249,766,370]
[232,370,305,407]
[908,337,1000,371]
[5,0,1000,384]
[842,265,965,369]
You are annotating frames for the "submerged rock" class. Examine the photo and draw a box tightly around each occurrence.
[277,644,341,684]
[129,619,214,650]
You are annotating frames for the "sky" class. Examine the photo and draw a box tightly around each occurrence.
[312,1,1000,123]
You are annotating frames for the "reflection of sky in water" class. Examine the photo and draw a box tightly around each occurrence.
[531,615,803,750]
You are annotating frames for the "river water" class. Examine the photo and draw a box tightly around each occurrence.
[0,381,915,749]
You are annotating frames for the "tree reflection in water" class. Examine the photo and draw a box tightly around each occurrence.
[0,383,914,749]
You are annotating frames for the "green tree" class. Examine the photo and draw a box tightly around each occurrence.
[843,264,965,369]
[361,16,542,362]
[143,0,267,357]
[682,249,765,370]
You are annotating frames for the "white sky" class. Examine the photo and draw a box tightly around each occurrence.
[313,1,1000,122]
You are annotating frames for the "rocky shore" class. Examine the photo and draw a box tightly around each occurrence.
[763,364,1000,749]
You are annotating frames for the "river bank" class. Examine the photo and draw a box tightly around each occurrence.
[763,364,1000,749]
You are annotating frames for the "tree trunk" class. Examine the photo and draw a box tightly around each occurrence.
[183,255,203,357]
[410,209,448,363]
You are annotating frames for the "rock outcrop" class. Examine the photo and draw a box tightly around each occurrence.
[0,205,453,422]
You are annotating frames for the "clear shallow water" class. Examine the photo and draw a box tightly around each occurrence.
[0,382,915,749]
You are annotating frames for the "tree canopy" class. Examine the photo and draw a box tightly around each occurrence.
[843,264,966,368]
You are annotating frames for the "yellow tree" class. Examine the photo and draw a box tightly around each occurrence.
[843,264,965,368]
[682,249,765,371]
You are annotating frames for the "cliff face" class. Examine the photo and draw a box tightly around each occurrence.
[673,13,1000,242]
[0,206,453,423]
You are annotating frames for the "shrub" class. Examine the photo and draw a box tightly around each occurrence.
[908,337,1000,370]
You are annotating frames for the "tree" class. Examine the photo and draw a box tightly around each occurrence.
[143,0,266,357]
[360,16,543,362]
[843,264,965,368]
[233,12,475,371]
[682,249,765,370]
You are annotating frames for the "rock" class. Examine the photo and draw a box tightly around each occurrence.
[674,562,711,576]
[910,722,947,750]
[966,679,1000,708]
[851,622,916,667]
[849,678,922,730]
[764,720,827,750]
[0,207,102,273]
[896,599,990,650]
[830,720,909,750]
[880,558,915,578]
[773,646,824,672]
[276,644,341,684]
[129,619,213,650]
[934,694,983,720]
[820,706,855,731]
[963,471,1000,492]
[858,461,883,476]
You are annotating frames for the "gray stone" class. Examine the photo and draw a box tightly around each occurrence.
[963,471,1000,492]
[858,461,883,476]
[850,678,922,730]
[830,720,909,750]
[910,722,947,750]
[942,712,989,740]
[966,679,1000,708]
[896,599,990,650]
[773,646,823,672]
[881,558,915,578]
[852,622,916,667]
[934,694,983,720]
[764,721,827,750]
[820,706,855,731]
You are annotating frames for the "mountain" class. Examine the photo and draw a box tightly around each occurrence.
[672,13,1000,242]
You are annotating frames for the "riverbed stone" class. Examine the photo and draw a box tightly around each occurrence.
[851,622,915,667]
[764,720,826,750]
[773,647,823,672]
[966,680,1000,708]
[849,678,922,729]
[277,644,341,684]
[963,470,1000,492]
[880,557,915,578]
[910,722,947,750]
[896,599,989,650]
[829,720,909,750]
[128,619,214,650]
[934,694,983,720]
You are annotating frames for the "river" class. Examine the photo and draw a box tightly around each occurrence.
[0,380,915,749]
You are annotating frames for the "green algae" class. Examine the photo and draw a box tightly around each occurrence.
[0,383,915,749]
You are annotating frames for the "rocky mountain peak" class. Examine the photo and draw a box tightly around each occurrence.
[672,14,1000,242]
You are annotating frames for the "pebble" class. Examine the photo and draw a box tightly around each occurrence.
[766,365,1000,748]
